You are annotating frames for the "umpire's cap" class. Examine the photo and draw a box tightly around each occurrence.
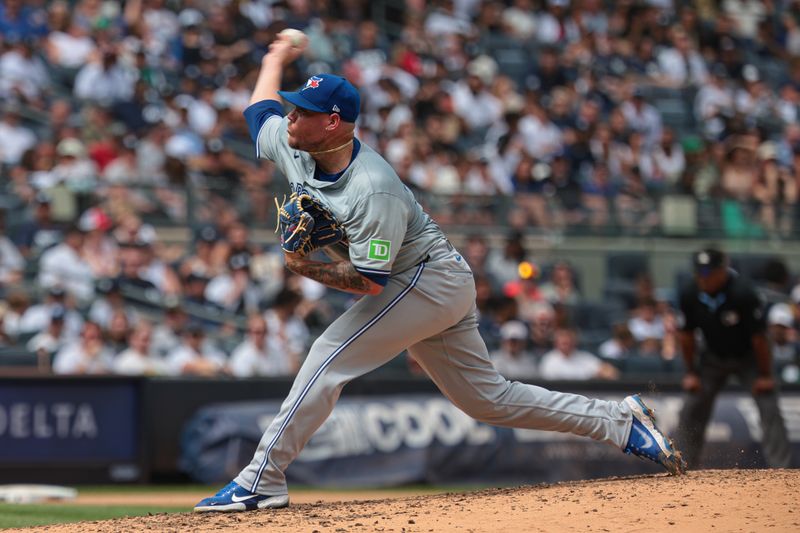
[693,248,727,276]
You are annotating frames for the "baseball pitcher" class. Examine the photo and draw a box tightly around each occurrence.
[195,31,686,513]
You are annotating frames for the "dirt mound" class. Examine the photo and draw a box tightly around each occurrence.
[15,469,800,532]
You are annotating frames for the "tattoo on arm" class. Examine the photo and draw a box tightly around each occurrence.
[286,259,374,294]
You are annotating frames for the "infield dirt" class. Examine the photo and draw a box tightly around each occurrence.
[10,469,800,532]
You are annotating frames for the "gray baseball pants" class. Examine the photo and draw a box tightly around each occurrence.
[235,240,634,495]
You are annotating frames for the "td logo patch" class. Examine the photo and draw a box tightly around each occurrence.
[368,239,391,261]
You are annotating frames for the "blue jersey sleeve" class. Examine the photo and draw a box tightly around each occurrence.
[243,99,285,145]
[354,268,390,287]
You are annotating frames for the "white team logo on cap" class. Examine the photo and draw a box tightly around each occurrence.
[332,104,340,112]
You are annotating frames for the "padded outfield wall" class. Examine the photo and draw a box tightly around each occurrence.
[1,376,798,485]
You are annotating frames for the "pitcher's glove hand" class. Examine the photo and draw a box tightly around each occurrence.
[276,193,345,256]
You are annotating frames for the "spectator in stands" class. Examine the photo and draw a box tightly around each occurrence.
[599,323,637,360]
[628,298,665,357]
[549,150,585,225]
[518,99,563,160]
[0,0,47,41]
[536,0,580,45]
[79,206,119,279]
[206,253,261,314]
[504,260,548,325]
[529,45,569,95]
[210,221,257,273]
[735,65,776,121]
[112,212,158,246]
[478,294,519,351]
[661,308,680,361]
[165,323,228,377]
[540,261,580,306]
[508,154,553,228]
[51,137,98,193]
[656,25,709,87]
[11,192,63,258]
[501,0,537,39]
[581,163,616,230]
[151,298,188,358]
[490,320,538,380]
[767,303,799,369]
[88,277,137,329]
[102,134,139,184]
[138,240,182,296]
[486,231,527,287]
[26,304,68,362]
[721,136,758,203]
[528,302,557,357]
[113,321,167,376]
[182,271,222,324]
[0,108,36,166]
[0,210,23,286]
[264,288,310,367]
[180,225,221,280]
[615,165,660,235]
[45,5,96,71]
[229,314,297,378]
[753,141,797,237]
[106,310,131,354]
[694,63,735,139]
[0,36,50,107]
[461,233,490,278]
[0,303,11,347]
[451,55,502,133]
[1,290,29,341]
[424,0,474,38]
[620,87,662,149]
[116,241,158,293]
[38,224,95,303]
[651,127,686,188]
[540,327,619,380]
[52,321,114,375]
[18,285,83,342]
[775,84,799,125]
[723,0,767,41]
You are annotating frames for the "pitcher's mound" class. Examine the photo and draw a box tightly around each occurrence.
[24,469,800,532]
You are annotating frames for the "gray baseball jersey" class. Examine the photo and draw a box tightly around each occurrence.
[256,114,443,281]
[236,102,635,496]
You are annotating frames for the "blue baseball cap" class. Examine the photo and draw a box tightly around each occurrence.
[278,74,360,123]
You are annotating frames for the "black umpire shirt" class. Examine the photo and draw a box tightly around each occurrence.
[678,272,767,359]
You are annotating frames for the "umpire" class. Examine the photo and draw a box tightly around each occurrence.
[676,247,791,468]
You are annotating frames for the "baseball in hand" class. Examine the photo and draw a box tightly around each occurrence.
[279,29,308,49]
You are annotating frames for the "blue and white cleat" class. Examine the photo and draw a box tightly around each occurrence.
[623,394,687,475]
[193,481,289,512]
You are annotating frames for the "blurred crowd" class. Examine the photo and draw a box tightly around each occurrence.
[2,0,800,379]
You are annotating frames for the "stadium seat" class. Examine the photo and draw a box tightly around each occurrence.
[603,253,651,309]
[567,300,627,332]
[619,355,665,377]
[606,252,650,282]
[617,354,684,378]
[0,347,38,367]
[729,254,783,283]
